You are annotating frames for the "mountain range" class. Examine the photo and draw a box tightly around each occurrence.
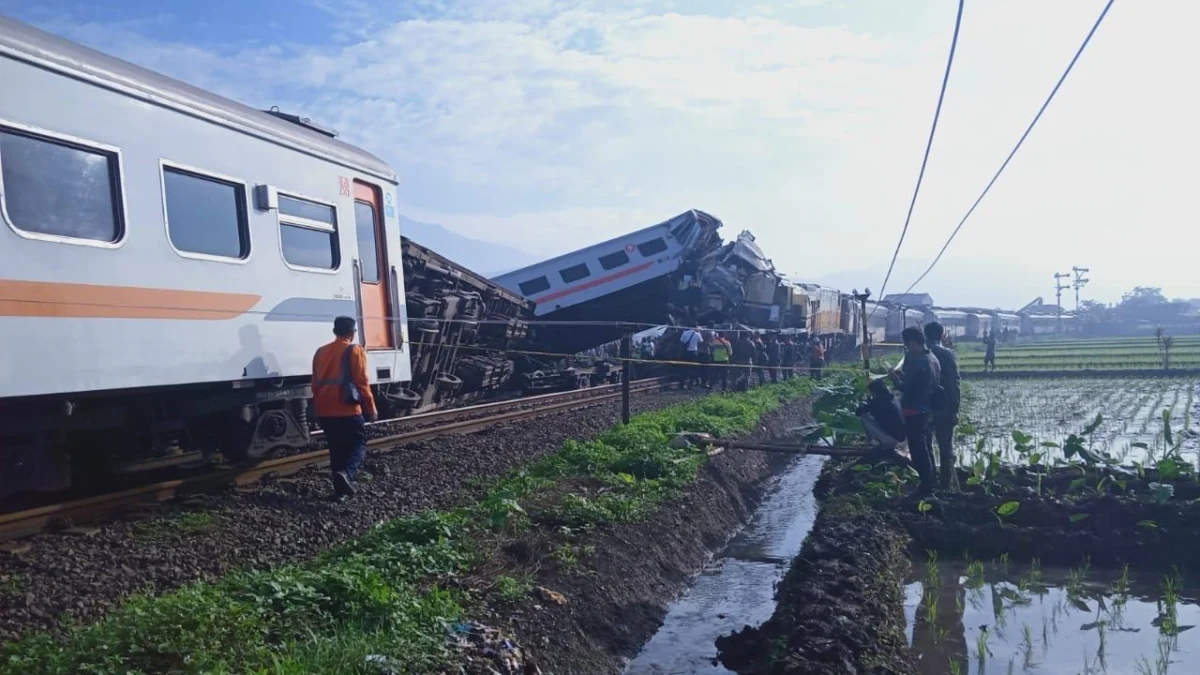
[400,216,540,277]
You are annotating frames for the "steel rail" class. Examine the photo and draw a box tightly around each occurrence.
[0,378,670,542]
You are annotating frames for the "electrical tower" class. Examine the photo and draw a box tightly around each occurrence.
[1055,272,1071,333]
[1072,266,1090,310]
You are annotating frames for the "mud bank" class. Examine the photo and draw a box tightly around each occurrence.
[717,454,1200,675]
[715,498,915,675]
[466,398,813,675]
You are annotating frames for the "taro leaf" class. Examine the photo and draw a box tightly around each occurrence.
[1131,442,1150,450]
[917,500,933,514]
[1029,453,1043,466]
[1083,414,1105,436]
[996,501,1020,517]
[1069,597,1092,613]
[1149,482,1175,505]
[1040,441,1061,449]
[1069,477,1088,492]
[1138,520,1159,529]
[975,438,987,453]
[1163,409,1174,447]
[967,476,983,486]
[958,422,978,436]
[1012,430,1034,448]
[1158,458,1181,481]
[1070,513,1091,523]
[852,464,874,472]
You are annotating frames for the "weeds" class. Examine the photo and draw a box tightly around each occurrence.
[134,511,217,540]
[493,575,533,604]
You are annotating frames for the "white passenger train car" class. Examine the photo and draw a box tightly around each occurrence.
[0,18,410,496]
[493,210,720,317]
[924,308,969,338]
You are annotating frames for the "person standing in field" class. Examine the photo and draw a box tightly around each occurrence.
[891,327,940,497]
[925,321,961,490]
[312,316,377,501]
[984,330,997,372]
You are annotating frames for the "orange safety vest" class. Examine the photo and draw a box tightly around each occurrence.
[312,338,376,418]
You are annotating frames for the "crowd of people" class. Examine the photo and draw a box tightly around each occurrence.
[674,327,828,392]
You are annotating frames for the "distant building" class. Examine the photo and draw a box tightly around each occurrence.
[882,293,934,308]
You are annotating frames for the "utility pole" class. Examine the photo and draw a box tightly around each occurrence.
[619,327,632,425]
[1054,272,1071,334]
[1071,266,1090,311]
[852,288,871,374]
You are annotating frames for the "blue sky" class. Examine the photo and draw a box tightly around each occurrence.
[5,0,1198,307]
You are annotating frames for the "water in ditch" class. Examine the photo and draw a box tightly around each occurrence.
[624,455,826,674]
[904,559,1200,675]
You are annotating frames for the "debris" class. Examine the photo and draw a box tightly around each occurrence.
[537,587,568,605]
[447,621,541,674]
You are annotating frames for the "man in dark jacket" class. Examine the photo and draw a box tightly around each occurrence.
[732,331,756,391]
[925,322,961,490]
[857,377,907,450]
[890,327,940,496]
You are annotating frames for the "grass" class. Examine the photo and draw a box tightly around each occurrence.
[957,336,1200,372]
[0,376,819,674]
[134,511,217,541]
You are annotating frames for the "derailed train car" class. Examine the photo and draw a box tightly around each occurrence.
[396,238,533,413]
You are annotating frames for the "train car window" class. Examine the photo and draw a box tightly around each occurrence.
[164,167,249,259]
[0,128,122,242]
[519,276,550,295]
[559,263,590,283]
[279,195,339,270]
[598,250,629,270]
[353,201,381,283]
[636,237,668,257]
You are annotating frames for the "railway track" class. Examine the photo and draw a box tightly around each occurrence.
[0,377,671,542]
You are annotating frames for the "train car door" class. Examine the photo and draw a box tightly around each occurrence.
[352,181,394,349]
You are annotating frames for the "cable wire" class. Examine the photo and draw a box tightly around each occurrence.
[873,0,965,312]
[902,0,1117,295]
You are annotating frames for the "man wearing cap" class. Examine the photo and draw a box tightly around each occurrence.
[312,316,377,501]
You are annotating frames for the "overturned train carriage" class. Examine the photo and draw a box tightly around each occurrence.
[493,210,724,356]
[397,238,533,413]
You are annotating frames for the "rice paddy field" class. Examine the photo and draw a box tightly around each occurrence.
[958,377,1199,466]
[956,336,1200,372]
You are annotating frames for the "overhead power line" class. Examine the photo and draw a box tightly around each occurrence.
[873,0,965,308]
[901,0,1117,295]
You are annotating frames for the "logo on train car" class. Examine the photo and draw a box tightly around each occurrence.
[624,244,635,254]
[338,176,351,196]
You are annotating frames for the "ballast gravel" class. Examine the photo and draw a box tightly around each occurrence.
[0,388,704,643]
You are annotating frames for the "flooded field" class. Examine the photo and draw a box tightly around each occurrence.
[960,377,1199,465]
[904,559,1200,675]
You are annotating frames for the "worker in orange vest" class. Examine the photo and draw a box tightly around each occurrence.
[312,316,377,500]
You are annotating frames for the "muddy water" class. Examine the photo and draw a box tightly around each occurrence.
[904,561,1200,675]
[625,456,826,674]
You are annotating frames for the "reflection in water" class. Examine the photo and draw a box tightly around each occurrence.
[905,560,1200,675]
[625,457,825,674]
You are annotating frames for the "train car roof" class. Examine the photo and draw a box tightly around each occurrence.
[492,209,718,283]
[0,17,396,183]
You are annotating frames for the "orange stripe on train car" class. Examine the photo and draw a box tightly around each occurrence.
[532,260,656,305]
[0,280,261,320]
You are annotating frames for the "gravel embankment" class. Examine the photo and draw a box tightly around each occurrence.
[0,389,704,643]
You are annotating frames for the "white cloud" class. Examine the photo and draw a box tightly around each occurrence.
[23,0,1200,305]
